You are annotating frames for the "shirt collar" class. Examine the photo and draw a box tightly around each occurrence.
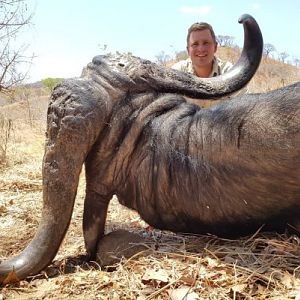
[209,57,220,77]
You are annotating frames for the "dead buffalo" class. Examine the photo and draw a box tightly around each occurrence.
[1,14,299,282]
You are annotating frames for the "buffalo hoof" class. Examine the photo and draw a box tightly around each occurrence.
[95,229,149,267]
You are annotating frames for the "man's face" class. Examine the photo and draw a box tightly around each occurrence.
[187,29,217,69]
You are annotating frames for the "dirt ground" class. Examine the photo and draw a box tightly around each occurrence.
[0,93,300,299]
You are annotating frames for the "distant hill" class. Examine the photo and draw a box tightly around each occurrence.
[0,81,44,107]
[216,46,299,93]
[24,81,44,89]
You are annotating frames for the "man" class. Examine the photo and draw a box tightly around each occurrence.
[172,22,233,78]
[172,22,246,106]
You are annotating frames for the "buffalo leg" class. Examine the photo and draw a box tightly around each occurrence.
[83,190,111,259]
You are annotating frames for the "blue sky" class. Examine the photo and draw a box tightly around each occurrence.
[23,0,300,82]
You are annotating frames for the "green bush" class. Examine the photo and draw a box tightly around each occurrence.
[41,77,63,91]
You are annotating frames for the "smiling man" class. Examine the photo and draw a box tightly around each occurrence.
[172,22,232,78]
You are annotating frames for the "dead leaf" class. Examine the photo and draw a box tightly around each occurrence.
[205,256,219,268]
[98,271,111,283]
[142,268,170,288]
[1,269,20,285]
[169,286,199,300]
[228,283,248,300]
[180,274,197,286]
[231,283,247,293]
[0,205,7,215]
[60,277,73,287]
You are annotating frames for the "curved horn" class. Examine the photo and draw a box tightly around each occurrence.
[208,14,264,96]
[0,147,80,282]
[0,82,98,282]
[124,14,263,98]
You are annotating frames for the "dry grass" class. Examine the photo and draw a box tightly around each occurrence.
[217,47,300,93]
[0,60,300,299]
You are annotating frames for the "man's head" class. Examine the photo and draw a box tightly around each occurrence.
[186,22,217,46]
[186,22,218,77]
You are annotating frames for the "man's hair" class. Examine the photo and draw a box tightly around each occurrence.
[186,22,217,46]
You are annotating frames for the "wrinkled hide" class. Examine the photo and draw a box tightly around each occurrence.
[80,83,300,239]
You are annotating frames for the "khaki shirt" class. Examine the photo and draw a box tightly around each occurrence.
[172,56,233,77]
[171,57,246,107]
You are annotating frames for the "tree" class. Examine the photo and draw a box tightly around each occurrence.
[175,50,188,61]
[155,51,171,66]
[216,35,235,47]
[278,51,289,63]
[263,43,276,58]
[41,77,63,92]
[0,0,33,92]
[293,58,300,68]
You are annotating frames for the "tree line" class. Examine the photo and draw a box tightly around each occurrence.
[156,35,300,68]
[217,35,299,66]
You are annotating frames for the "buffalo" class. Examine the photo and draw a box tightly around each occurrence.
[0,14,299,283]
